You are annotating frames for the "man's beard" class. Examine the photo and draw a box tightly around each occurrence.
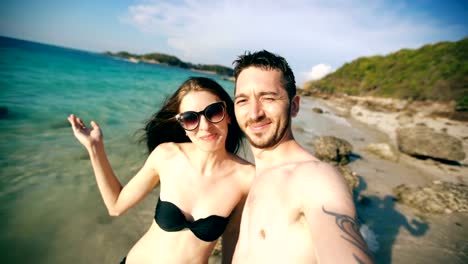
[244,109,291,149]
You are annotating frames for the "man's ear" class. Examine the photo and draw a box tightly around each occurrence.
[290,95,300,117]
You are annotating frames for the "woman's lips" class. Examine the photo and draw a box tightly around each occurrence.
[200,133,218,140]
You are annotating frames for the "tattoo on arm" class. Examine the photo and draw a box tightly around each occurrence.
[322,207,373,262]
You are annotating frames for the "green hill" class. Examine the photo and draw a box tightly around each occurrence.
[103,51,233,77]
[303,38,468,111]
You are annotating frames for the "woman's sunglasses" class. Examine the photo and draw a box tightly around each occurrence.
[175,101,227,131]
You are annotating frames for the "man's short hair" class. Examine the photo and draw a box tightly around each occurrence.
[233,50,296,100]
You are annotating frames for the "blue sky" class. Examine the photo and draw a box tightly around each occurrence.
[1,0,467,84]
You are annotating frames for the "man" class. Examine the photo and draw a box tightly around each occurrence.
[231,50,373,263]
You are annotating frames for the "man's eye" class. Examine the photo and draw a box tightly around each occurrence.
[263,97,275,101]
[235,99,247,104]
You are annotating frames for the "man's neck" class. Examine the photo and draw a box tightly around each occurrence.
[251,137,301,174]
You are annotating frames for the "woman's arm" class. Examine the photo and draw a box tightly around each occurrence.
[88,142,160,216]
[68,114,160,216]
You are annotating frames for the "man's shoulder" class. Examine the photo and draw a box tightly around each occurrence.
[258,159,336,180]
[289,160,350,196]
[291,160,338,180]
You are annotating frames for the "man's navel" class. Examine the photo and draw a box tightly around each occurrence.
[259,229,266,239]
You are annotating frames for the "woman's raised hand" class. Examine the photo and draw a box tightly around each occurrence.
[67,114,103,149]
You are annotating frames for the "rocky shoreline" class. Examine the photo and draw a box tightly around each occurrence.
[299,91,468,208]
[295,93,467,263]
[299,89,468,161]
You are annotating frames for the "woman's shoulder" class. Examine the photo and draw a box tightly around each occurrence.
[151,142,185,160]
[228,154,255,188]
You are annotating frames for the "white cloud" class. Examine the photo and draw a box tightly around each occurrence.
[122,0,467,83]
[305,64,334,81]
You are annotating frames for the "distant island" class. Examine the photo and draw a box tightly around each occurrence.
[103,51,234,80]
[302,37,468,111]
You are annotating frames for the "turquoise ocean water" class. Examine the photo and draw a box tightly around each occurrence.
[0,36,235,263]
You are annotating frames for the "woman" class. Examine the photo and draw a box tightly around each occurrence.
[68,77,254,264]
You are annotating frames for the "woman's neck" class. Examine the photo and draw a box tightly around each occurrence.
[190,145,230,177]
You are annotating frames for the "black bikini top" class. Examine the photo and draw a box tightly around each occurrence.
[154,197,230,242]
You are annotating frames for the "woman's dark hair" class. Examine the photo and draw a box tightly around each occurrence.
[141,77,242,154]
[233,50,296,100]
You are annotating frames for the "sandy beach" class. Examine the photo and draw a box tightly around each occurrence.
[290,94,468,263]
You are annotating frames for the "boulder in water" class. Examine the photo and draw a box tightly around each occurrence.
[312,107,324,114]
[0,106,8,119]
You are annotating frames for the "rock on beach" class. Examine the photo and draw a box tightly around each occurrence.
[336,166,359,192]
[393,181,468,214]
[366,143,399,162]
[396,126,466,162]
[311,136,353,165]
